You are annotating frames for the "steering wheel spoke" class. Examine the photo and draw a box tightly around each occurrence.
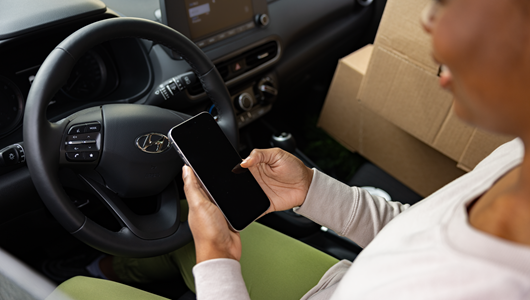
[79,175,182,240]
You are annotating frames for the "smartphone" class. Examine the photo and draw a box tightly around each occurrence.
[168,112,270,231]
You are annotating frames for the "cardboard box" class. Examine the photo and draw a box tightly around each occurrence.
[318,45,466,197]
[319,0,514,196]
[372,0,439,75]
[358,0,513,169]
[318,45,373,152]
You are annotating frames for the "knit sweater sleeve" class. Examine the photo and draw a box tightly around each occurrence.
[192,258,250,300]
[295,169,410,247]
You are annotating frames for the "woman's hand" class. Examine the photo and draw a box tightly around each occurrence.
[182,165,242,264]
[241,148,314,214]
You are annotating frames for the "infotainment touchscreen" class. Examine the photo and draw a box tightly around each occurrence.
[185,0,254,40]
[161,0,269,49]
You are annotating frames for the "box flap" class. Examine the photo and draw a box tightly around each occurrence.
[432,102,475,161]
[375,0,439,74]
[359,46,453,144]
[342,44,374,73]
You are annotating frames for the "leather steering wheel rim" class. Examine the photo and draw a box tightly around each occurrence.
[23,17,238,257]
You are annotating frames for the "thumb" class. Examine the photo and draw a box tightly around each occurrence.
[240,149,265,168]
[182,165,209,207]
[241,148,284,169]
[241,148,271,168]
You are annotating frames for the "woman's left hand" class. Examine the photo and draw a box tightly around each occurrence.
[182,165,242,264]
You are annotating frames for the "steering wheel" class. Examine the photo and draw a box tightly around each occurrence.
[23,18,238,257]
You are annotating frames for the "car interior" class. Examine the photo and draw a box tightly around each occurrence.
[0,0,426,298]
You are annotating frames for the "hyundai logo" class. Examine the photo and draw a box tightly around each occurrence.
[135,133,170,154]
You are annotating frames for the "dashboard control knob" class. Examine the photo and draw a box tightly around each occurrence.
[236,92,254,111]
[255,14,270,27]
[256,77,278,104]
[259,84,278,97]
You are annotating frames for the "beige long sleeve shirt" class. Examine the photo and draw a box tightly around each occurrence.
[193,139,530,299]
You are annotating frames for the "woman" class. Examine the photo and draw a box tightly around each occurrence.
[52,0,530,299]
[182,0,530,298]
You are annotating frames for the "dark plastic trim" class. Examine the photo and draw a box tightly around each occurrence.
[0,0,107,40]
[187,36,282,101]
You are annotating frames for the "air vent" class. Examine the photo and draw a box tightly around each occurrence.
[245,42,277,68]
[188,41,279,96]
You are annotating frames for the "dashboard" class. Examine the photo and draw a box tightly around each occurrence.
[0,0,386,253]
[0,0,381,148]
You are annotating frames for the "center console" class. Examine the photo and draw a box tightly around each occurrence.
[154,0,279,129]
[228,72,278,128]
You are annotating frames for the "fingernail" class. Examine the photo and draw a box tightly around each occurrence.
[232,163,248,174]
[182,166,189,179]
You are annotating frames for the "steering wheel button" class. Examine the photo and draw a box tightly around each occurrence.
[86,123,101,132]
[67,145,83,151]
[67,133,86,141]
[66,144,96,151]
[66,152,84,161]
[83,151,99,161]
[68,125,87,135]
[66,133,99,141]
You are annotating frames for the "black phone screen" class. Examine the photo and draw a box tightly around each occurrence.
[169,112,270,231]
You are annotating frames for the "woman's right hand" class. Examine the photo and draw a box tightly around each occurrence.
[240,148,314,214]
